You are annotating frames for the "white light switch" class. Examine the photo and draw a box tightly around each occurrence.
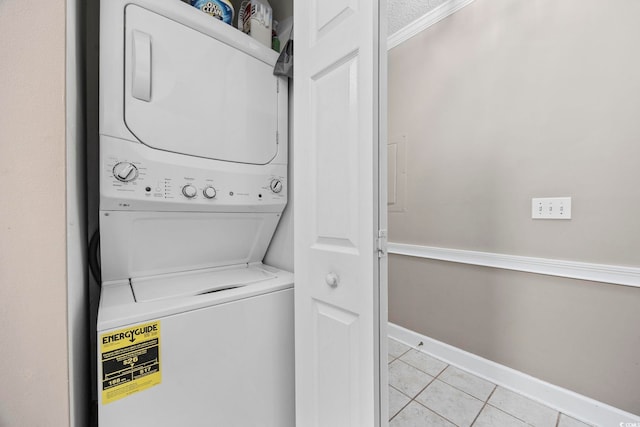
[532,197,572,219]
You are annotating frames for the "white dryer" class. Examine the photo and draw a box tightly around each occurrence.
[97,1,293,425]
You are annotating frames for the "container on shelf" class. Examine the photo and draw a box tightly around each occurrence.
[190,0,234,25]
[238,0,273,48]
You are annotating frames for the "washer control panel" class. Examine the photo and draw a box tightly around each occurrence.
[203,186,217,199]
[270,179,283,193]
[181,184,197,198]
[113,162,138,182]
[101,147,287,212]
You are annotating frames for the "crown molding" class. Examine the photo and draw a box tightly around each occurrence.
[387,0,476,50]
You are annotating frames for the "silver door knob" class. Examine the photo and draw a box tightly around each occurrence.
[325,272,339,288]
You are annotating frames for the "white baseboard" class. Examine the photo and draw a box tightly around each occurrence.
[388,322,640,426]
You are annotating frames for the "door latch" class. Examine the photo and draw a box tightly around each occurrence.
[377,229,387,258]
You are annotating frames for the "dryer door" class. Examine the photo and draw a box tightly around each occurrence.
[123,5,279,165]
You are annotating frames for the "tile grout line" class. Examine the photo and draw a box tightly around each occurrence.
[397,354,448,380]
[404,371,469,427]
[388,346,413,362]
[390,338,570,427]
[435,375,493,403]
[390,349,496,426]
[406,343,565,426]
[470,385,497,427]
[485,385,498,403]
[410,366,439,399]
[407,345,498,403]
[387,341,413,368]
[389,384,413,400]
[485,402,545,426]
[410,396,463,427]
[485,387,561,427]
[388,391,412,423]
[388,357,440,422]
[428,363,496,404]
[388,364,441,424]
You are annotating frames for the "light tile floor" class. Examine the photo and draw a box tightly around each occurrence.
[388,337,594,427]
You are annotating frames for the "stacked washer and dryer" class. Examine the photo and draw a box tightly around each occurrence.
[97,0,294,425]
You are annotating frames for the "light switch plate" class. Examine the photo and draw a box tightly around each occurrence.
[532,197,572,219]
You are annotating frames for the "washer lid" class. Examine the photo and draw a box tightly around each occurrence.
[131,264,277,302]
[124,5,279,164]
[97,265,294,331]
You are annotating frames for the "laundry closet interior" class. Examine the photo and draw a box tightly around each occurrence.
[83,0,386,426]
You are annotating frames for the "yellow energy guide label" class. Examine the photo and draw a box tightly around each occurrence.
[100,321,161,404]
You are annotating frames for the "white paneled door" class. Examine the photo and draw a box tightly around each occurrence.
[294,0,387,425]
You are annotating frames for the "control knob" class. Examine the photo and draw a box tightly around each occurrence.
[113,162,138,182]
[182,184,197,198]
[203,186,217,199]
[270,179,283,194]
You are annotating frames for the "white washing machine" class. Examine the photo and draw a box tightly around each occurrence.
[97,1,293,425]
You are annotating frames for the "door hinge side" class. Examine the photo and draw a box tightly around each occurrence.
[377,229,388,258]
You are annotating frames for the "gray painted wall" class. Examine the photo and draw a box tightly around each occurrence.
[388,0,640,414]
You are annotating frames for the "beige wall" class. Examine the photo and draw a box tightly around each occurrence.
[0,0,70,426]
[389,255,640,413]
[389,0,640,265]
[388,0,640,414]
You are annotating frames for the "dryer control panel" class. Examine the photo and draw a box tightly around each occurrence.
[100,136,287,213]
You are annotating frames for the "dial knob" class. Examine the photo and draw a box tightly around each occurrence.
[270,179,283,194]
[182,184,197,198]
[203,186,217,199]
[113,162,138,182]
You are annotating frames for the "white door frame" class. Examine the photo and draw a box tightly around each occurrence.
[378,0,389,424]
